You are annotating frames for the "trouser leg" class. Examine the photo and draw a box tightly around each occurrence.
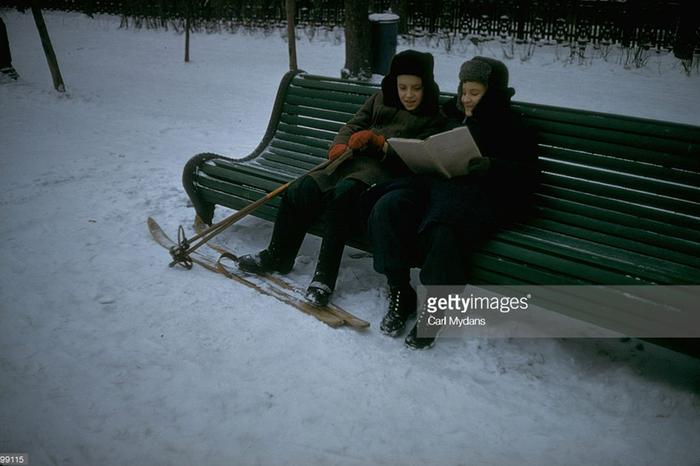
[266,175,324,271]
[418,223,468,286]
[312,178,368,290]
[368,188,426,287]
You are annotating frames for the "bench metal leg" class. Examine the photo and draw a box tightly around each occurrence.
[182,152,218,225]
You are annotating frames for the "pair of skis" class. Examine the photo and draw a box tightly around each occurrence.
[147,217,369,330]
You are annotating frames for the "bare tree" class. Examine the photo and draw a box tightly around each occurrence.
[30,2,65,92]
[286,0,298,70]
[342,0,371,79]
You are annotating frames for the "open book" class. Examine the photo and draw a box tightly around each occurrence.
[387,126,482,178]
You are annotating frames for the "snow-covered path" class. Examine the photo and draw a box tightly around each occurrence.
[1,10,699,466]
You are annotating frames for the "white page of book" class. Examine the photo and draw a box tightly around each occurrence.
[388,126,482,178]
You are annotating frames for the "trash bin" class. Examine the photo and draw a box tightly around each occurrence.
[369,12,399,75]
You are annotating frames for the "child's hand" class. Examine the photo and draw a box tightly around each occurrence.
[468,156,491,175]
[348,130,386,152]
[328,143,349,161]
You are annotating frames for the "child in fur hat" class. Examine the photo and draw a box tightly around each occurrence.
[369,56,540,349]
[237,50,445,308]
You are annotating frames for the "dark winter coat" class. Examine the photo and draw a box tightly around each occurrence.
[418,90,539,235]
[309,91,445,192]
[367,87,538,238]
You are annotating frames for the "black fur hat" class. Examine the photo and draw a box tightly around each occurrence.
[381,50,440,115]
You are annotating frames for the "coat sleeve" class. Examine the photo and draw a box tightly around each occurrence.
[484,112,539,195]
[332,92,379,145]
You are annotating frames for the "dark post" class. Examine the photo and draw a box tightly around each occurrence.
[286,0,298,70]
[30,3,65,92]
[673,0,698,73]
[185,0,191,62]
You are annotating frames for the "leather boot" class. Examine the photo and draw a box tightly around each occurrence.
[380,285,417,337]
[238,243,294,275]
[405,302,443,350]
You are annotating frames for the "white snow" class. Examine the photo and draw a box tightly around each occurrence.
[1,10,699,466]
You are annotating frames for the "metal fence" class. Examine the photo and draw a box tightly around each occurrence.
[3,0,698,60]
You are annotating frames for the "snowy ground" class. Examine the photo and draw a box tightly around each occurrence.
[1,10,700,466]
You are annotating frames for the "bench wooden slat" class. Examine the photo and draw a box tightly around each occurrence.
[479,239,641,284]
[287,85,370,106]
[269,137,329,158]
[292,74,379,96]
[265,146,325,168]
[256,158,310,177]
[286,90,366,113]
[282,103,355,126]
[514,102,700,144]
[277,122,336,142]
[211,158,291,182]
[280,114,344,133]
[539,146,700,187]
[200,189,279,222]
[528,215,700,266]
[197,173,280,205]
[541,172,700,218]
[499,226,700,284]
[540,159,700,204]
[539,133,700,174]
[531,120,697,156]
[201,164,283,192]
[271,132,332,151]
[471,252,588,285]
[536,185,700,232]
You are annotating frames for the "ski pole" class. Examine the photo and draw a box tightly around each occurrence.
[169,150,352,268]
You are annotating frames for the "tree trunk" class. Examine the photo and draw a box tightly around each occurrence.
[342,0,372,80]
[286,0,298,70]
[31,4,65,92]
[184,0,191,62]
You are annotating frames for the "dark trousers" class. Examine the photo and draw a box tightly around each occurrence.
[268,175,367,290]
[368,188,476,287]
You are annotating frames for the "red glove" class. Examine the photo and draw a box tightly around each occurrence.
[348,130,386,152]
[328,143,349,161]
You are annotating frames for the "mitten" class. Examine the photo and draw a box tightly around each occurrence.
[328,143,349,161]
[468,156,491,175]
[348,130,386,152]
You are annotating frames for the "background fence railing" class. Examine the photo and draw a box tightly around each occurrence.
[2,0,698,69]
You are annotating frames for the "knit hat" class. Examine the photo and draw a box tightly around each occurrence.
[381,50,440,115]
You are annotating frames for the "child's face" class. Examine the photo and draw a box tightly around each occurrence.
[461,81,488,116]
[397,75,424,111]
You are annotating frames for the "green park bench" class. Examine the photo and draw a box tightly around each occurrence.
[182,70,700,355]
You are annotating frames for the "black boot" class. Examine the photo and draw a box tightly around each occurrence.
[238,247,293,275]
[405,303,443,350]
[304,236,344,307]
[380,285,417,337]
[305,281,332,307]
[239,177,323,275]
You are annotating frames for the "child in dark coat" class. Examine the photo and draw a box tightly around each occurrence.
[369,56,539,349]
[238,50,445,307]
